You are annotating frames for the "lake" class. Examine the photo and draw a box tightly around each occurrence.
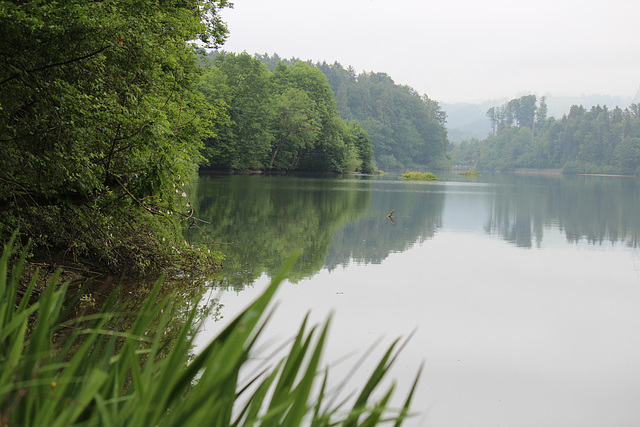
[188,172,640,427]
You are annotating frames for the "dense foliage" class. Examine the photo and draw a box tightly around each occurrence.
[451,95,640,175]
[0,0,229,272]
[0,236,420,426]
[246,54,451,171]
[315,62,450,170]
[199,52,375,173]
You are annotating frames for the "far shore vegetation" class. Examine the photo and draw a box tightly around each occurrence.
[450,95,640,176]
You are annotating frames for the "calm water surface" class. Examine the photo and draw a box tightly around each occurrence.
[189,172,640,427]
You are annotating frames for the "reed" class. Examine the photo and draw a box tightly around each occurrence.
[0,235,420,426]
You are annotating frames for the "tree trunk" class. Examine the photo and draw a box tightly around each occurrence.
[269,130,292,168]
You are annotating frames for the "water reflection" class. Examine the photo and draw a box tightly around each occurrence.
[187,174,372,289]
[325,179,445,268]
[480,174,640,248]
[186,173,640,289]
[190,172,640,427]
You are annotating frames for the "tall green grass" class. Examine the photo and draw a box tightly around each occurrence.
[0,235,421,426]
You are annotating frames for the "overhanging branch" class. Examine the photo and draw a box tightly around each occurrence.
[0,192,93,213]
[1,46,110,87]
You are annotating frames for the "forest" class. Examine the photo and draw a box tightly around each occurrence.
[199,52,375,173]
[451,95,640,175]
[316,60,450,171]
[199,51,450,172]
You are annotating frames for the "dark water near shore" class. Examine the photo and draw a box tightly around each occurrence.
[188,172,640,427]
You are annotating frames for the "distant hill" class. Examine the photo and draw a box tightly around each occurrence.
[442,100,498,143]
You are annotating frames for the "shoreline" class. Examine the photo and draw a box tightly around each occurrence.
[512,169,636,178]
[513,168,563,176]
[576,173,637,177]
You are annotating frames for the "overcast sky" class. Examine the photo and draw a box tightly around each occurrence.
[217,0,640,104]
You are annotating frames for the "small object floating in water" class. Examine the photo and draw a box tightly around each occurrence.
[387,209,395,223]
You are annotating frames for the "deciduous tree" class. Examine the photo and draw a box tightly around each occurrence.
[0,0,231,271]
[269,88,320,169]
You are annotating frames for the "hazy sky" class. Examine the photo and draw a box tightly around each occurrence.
[217,0,640,104]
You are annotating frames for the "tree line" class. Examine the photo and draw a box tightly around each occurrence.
[199,52,375,173]
[451,95,640,175]
[317,61,450,171]
[200,52,451,172]
[265,55,450,170]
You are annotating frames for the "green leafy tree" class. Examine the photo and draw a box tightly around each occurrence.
[200,52,274,169]
[613,137,640,174]
[196,55,375,173]
[349,121,376,173]
[270,61,342,170]
[487,107,499,135]
[297,116,355,172]
[307,62,450,170]
[269,88,321,169]
[515,94,537,129]
[0,0,230,271]
[535,95,549,129]
[195,66,233,165]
